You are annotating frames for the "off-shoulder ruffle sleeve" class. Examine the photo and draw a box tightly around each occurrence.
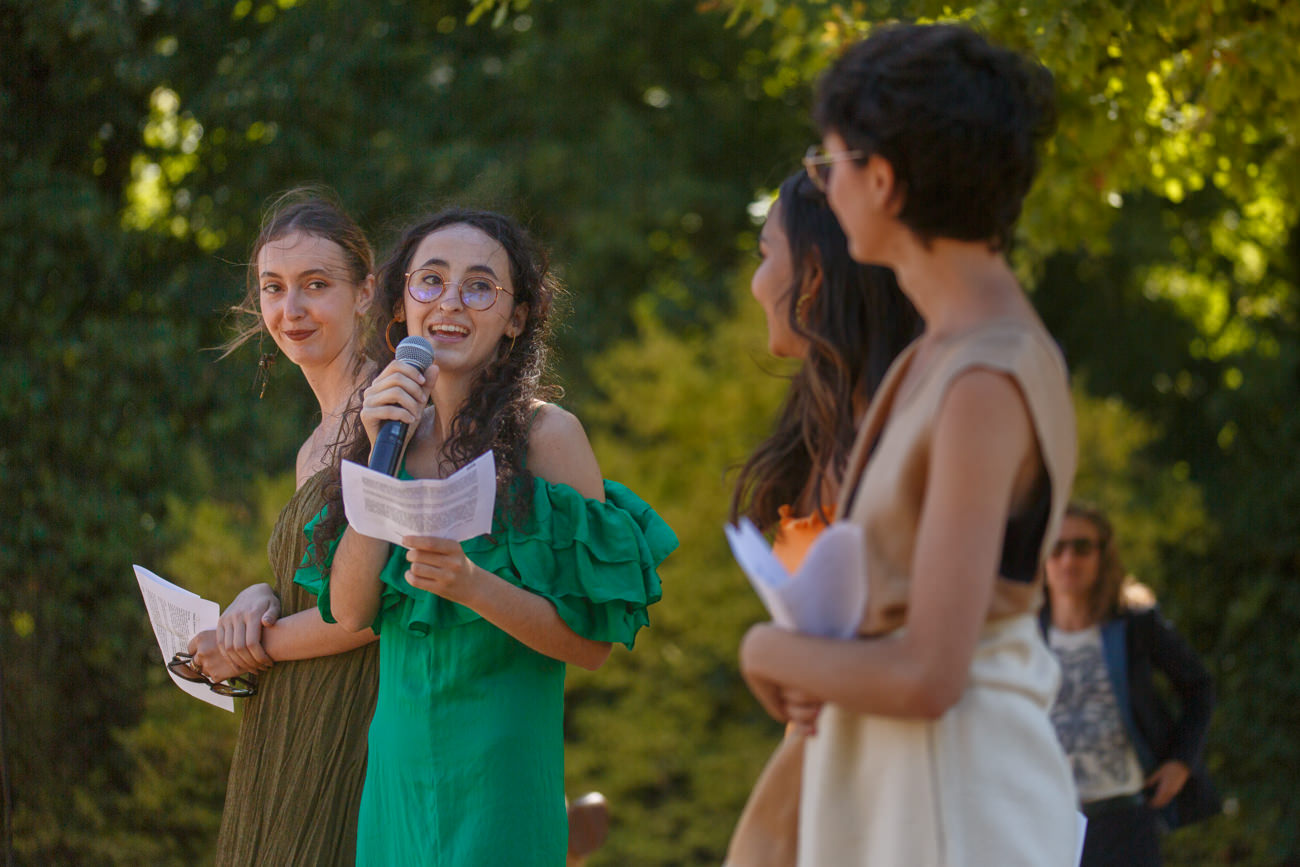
[370,478,676,648]
[293,505,346,624]
[293,478,675,645]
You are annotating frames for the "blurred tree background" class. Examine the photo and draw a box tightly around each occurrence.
[1,0,1297,864]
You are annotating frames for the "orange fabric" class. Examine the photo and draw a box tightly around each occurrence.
[771,504,837,575]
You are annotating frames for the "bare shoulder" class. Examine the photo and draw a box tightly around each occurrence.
[527,403,605,501]
[941,367,1031,424]
[933,368,1040,502]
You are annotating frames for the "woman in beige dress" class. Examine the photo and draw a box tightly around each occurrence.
[739,24,1081,867]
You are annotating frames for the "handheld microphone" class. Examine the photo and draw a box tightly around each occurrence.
[368,335,435,476]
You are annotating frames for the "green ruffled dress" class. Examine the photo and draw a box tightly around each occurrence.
[295,474,676,867]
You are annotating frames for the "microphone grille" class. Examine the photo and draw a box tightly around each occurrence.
[394,335,434,371]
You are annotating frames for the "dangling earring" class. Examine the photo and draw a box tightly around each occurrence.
[507,333,518,357]
[795,293,814,329]
[255,349,277,399]
[385,317,406,354]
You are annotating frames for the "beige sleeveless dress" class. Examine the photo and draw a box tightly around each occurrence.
[215,471,380,866]
[799,320,1080,867]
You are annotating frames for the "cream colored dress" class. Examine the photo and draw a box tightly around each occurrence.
[799,320,1080,867]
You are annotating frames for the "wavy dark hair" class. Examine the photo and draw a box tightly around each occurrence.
[311,208,562,562]
[730,172,920,530]
[221,184,374,368]
[813,23,1056,251]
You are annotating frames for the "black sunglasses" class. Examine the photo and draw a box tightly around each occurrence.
[1050,537,1099,559]
[167,652,259,698]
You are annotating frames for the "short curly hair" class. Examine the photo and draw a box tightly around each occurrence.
[814,23,1057,251]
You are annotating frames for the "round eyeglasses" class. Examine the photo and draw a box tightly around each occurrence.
[404,268,511,310]
[803,144,866,193]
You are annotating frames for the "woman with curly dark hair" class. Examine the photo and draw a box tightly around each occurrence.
[1042,502,1219,867]
[738,23,1080,865]
[295,208,676,865]
[725,170,919,866]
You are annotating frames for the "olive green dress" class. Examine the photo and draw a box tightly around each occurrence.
[296,475,677,867]
[215,471,380,866]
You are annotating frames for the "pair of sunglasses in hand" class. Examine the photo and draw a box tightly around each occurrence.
[167,652,258,698]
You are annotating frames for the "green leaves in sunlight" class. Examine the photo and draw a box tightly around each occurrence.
[5,0,1300,863]
[569,284,796,865]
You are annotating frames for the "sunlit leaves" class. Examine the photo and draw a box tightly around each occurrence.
[1071,384,1211,584]
[709,0,1300,355]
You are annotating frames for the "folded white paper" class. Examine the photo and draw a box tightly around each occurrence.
[341,451,496,545]
[724,517,867,638]
[133,565,234,711]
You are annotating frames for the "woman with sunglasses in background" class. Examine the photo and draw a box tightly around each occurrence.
[725,170,919,867]
[296,207,676,865]
[182,186,382,865]
[1041,502,1220,866]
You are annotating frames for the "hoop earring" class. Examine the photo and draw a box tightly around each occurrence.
[255,350,277,400]
[508,333,517,356]
[385,318,406,354]
[795,293,814,329]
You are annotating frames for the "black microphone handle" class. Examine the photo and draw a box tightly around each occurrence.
[369,419,409,476]
[366,335,434,477]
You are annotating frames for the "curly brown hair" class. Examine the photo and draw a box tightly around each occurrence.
[310,208,563,563]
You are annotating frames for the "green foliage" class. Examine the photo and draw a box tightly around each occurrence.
[1034,197,1300,857]
[8,473,290,863]
[1,0,806,862]
[566,285,793,865]
[4,0,1299,863]
[700,4,1300,858]
[1069,383,1210,588]
[106,0,811,366]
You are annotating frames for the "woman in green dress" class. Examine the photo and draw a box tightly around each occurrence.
[296,208,676,866]
[183,187,381,865]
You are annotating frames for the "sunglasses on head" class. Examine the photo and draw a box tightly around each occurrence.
[1050,537,1099,558]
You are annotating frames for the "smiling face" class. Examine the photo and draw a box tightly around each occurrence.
[751,200,808,358]
[258,230,372,373]
[400,223,526,377]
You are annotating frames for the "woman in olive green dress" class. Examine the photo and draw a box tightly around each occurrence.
[296,208,676,866]
[184,187,381,865]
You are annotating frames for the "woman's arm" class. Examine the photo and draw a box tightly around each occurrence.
[404,406,612,670]
[212,581,378,667]
[259,608,377,659]
[329,356,438,632]
[329,526,397,632]
[213,583,281,673]
[189,611,377,681]
[1138,608,1215,807]
[741,370,1038,720]
[401,535,610,669]
[1147,609,1215,765]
